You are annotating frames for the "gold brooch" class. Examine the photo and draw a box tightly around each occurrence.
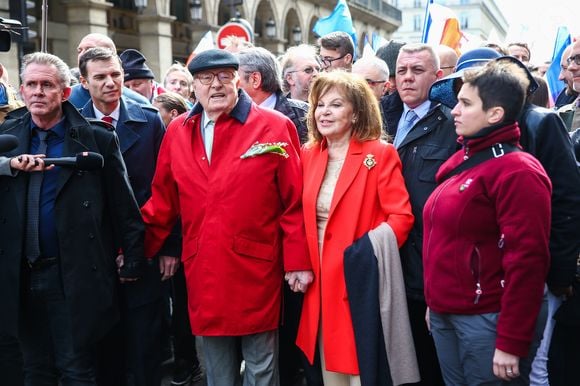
[363,154,376,170]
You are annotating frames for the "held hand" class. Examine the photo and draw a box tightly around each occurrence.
[10,154,54,172]
[425,307,431,332]
[159,255,179,281]
[493,348,520,381]
[285,270,314,293]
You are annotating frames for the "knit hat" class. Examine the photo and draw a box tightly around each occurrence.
[376,40,406,77]
[429,47,502,108]
[187,49,239,75]
[119,49,155,82]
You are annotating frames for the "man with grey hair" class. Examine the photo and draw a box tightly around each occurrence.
[0,52,144,384]
[383,42,456,386]
[352,55,390,133]
[279,44,320,103]
[238,47,309,143]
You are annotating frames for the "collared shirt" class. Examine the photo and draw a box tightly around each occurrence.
[29,118,66,258]
[201,111,215,162]
[260,93,277,110]
[93,103,121,128]
[398,99,431,132]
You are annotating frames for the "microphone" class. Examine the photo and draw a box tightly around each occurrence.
[0,134,19,153]
[42,152,104,170]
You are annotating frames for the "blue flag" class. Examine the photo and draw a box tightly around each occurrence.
[545,26,571,106]
[313,0,357,50]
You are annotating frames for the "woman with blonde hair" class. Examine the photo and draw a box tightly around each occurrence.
[296,71,418,386]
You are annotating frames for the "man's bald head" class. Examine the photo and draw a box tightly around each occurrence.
[77,33,116,65]
[436,45,458,77]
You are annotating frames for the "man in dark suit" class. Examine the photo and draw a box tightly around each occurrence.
[0,52,144,385]
[78,47,174,386]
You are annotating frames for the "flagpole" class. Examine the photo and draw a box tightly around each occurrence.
[41,0,48,52]
[421,0,433,43]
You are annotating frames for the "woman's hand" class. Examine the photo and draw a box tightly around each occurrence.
[285,270,314,293]
[425,306,431,332]
[493,348,520,381]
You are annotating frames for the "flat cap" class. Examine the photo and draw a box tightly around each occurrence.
[187,49,239,75]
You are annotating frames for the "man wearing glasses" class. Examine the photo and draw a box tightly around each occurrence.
[318,31,354,71]
[140,49,313,386]
[280,44,321,103]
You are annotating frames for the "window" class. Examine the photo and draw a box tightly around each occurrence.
[414,0,422,8]
[413,15,422,31]
[460,14,469,29]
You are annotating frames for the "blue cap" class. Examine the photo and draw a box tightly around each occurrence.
[429,47,502,108]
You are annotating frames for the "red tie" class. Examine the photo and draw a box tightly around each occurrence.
[102,116,113,124]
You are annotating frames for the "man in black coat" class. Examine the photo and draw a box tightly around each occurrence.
[0,52,144,385]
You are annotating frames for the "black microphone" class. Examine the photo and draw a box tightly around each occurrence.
[0,134,19,153]
[42,152,104,170]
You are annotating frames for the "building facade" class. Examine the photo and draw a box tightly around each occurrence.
[0,0,402,85]
[391,0,508,48]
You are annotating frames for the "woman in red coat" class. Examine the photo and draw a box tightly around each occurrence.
[296,71,414,384]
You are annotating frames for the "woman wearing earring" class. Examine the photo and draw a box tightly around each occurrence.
[296,71,416,386]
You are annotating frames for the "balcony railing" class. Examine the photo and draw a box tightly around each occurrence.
[350,0,403,22]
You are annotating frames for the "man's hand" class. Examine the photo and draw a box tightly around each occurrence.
[159,255,179,281]
[10,154,54,172]
[493,348,520,381]
[285,270,314,293]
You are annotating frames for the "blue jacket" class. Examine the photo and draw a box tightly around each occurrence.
[81,98,165,207]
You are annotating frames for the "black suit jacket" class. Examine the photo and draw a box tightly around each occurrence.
[0,101,144,349]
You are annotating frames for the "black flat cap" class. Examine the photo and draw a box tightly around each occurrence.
[187,49,239,75]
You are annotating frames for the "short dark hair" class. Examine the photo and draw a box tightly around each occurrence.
[318,31,354,57]
[79,47,121,78]
[462,60,528,122]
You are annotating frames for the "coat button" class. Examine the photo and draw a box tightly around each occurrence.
[88,233,95,239]
[92,265,97,271]
[82,200,90,208]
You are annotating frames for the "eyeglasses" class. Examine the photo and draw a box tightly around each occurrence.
[195,71,236,85]
[286,66,321,75]
[365,79,387,86]
[567,54,580,66]
[440,65,455,70]
[319,54,348,67]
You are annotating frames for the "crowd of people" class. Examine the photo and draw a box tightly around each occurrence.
[0,28,579,386]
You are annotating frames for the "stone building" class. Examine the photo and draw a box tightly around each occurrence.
[0,0,402,85]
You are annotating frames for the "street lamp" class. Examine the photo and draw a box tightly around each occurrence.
[190,0,202,22]
[265,18,276,39]
[292,25,302,45]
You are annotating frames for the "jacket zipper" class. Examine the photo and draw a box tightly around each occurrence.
[472,246,482,304]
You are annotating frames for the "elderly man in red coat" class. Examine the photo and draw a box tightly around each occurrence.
[141,49,313,386]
